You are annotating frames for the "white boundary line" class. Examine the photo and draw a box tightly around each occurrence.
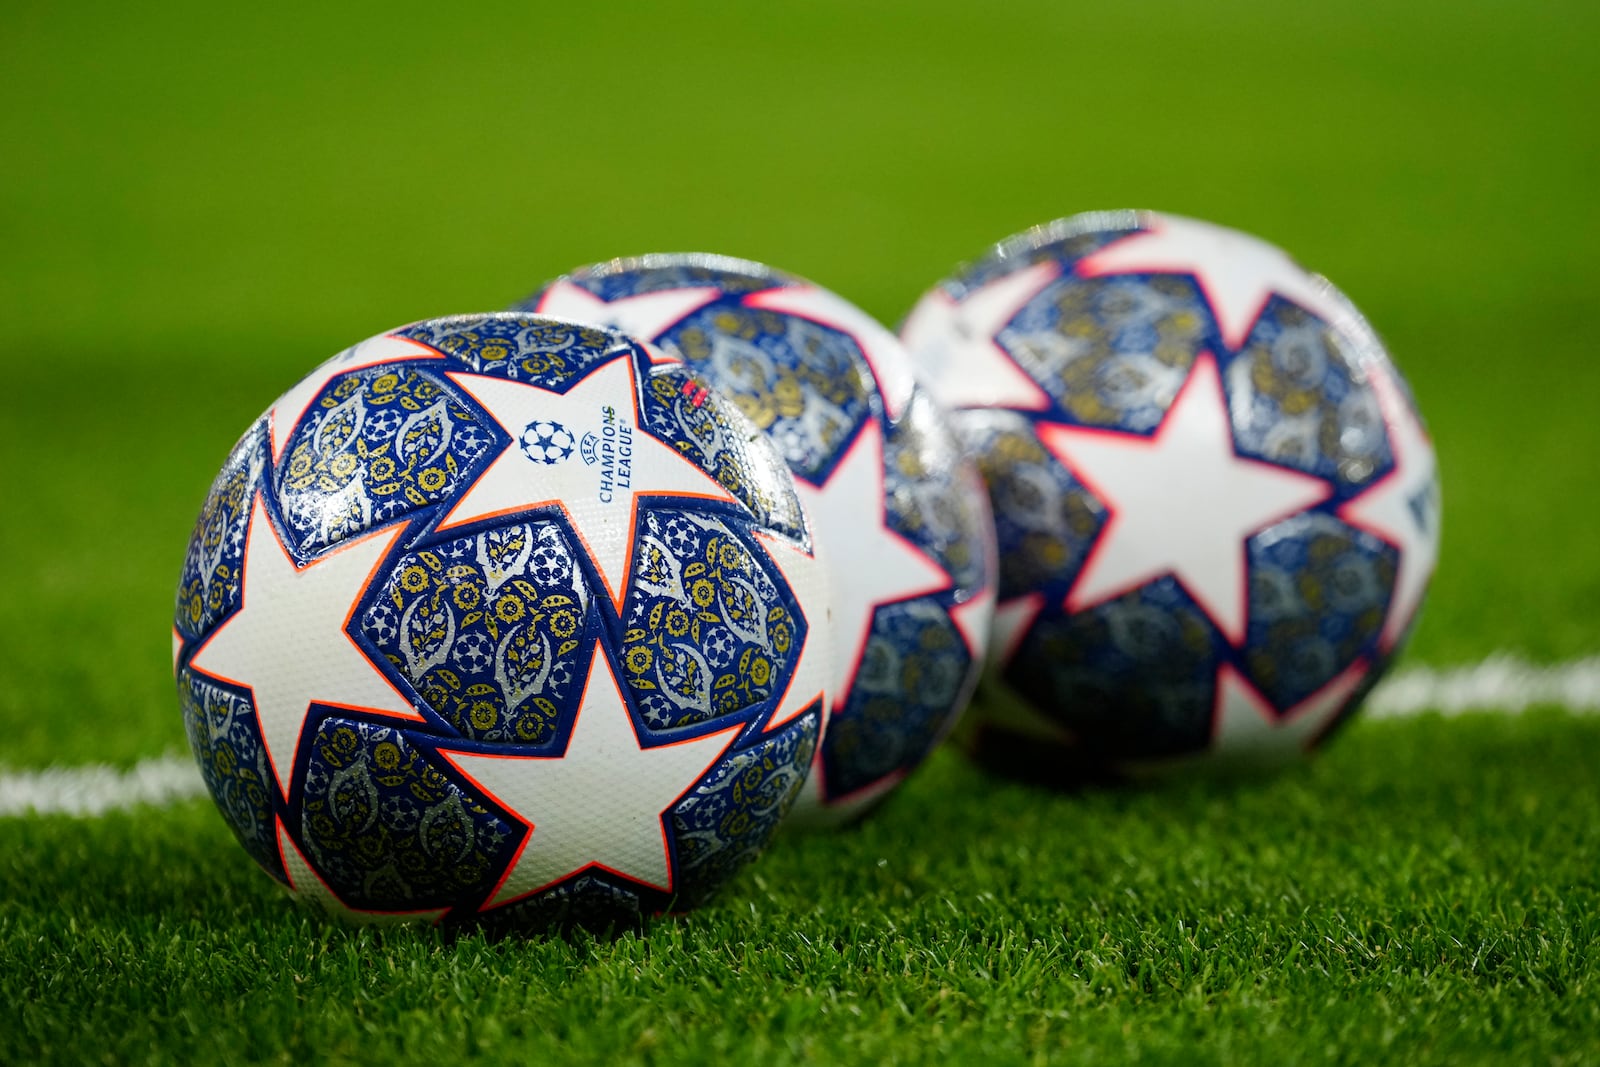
[1363,654,1600,719]
[3,655,1598,819]
[0,753,204,818]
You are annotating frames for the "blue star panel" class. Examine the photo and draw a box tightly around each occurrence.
[174,422,267,646]
[620,507,803,733]
[300,717,518,913]
[670,707,821,906]
[179,670,283,882]
[362,521,596,748]
[275,364,498,558]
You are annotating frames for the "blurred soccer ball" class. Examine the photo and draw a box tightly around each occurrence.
[521,254,998,822]
[172,313,831,924]
[901,211,1441,775]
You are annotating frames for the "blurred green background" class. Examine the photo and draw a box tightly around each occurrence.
[1,0,1596,766]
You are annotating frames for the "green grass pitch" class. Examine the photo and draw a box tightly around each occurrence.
[2,0,1597,1063]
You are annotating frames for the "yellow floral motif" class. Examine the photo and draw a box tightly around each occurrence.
[1030,276,1205,429]
[495,594,524,623]
[375,533,590,747]
[279,367,485,551]
[469,701,497,731]
[771,377,805,419]
[620,523,799,727]
[669,307,868,450]
[1238,317,1372,480]
[640,366,801,537]
[299,719,508,910]
[176,438,260,637]
[549,606,578,638]
[180,675,279,875]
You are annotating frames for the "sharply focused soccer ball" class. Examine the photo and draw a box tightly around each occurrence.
[172,313,832,925]
[901,211,1441,774]
[519,254,998,823]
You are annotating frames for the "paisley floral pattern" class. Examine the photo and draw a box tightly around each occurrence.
[637,363,807,544]
[276,365,495,557]
[179,668,282,881]
[362,522,593,747]
[174,422,266,645]
[1226,305,1393,494]
[955,410,1105,602]
[398,314,624,390]
[620,508,800,732]
[659,303,873,484]
[1011,577,1229,761]
[671,707,820,904]
[825,602,969,799]
[300,717,517,912]
[1002,271,1206,432]
[882,390,993,594]
[1245,511,1398,710]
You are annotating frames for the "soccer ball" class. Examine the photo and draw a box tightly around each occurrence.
[172,313,832,925]
[519,254,998,823]
[900,211,1441,774]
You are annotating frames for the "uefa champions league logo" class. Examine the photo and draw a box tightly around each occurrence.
[516,409,635,504]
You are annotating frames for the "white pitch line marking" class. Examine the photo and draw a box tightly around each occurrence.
[2,655,1598,818]
[0,753,205,818]
[1363,654,1600,719]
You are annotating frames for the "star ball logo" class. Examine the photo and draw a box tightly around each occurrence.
[518,420,576,465]
[516,408,634,504]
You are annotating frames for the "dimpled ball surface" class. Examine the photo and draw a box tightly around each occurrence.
[900,211,1441,775]
[520,255,998,824]
[172,312,831,925]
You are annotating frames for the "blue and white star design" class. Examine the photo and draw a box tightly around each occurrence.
[438,652,742,908]
[440,353,738,610]
[188,497,422,799]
